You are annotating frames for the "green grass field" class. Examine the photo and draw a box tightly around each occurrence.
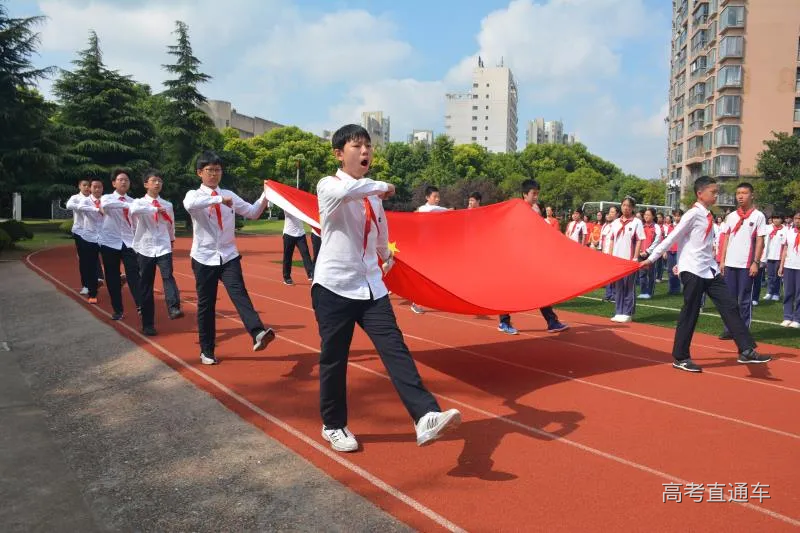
[7,219,798,351]
[555,285,800,349]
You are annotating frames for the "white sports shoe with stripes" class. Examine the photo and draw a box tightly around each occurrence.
[322,426,358,452]
[415,409,462,446]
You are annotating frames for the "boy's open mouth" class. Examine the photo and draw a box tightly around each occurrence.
[360,159,369,167]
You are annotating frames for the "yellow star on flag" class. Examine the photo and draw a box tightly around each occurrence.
[388,241,400,254]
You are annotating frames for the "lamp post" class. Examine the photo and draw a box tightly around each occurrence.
[295,159,300,189]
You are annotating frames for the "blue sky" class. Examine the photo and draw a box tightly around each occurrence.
[10,0,672,179]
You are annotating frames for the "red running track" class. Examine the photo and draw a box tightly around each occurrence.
[26,236,800,532]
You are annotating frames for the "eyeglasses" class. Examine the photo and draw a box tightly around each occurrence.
[201,167,223,175]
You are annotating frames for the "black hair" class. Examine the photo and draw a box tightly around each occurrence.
[468,191,482,202]
[644,207,657,218]
[673,208,684,216]
[736,181,754,192]
[573,207,583,215]
[771,212,783,219]
[331,124,371,151]
[621,196,636,208]
[90,177,103,185]
[521,179,540,195]
[196,150,223,171]
[693,175,716,195]
[608,205,619,213]
[425,185,439,198]
[143,168,163,182]
[77,177,90,184]
[110,167,129,181]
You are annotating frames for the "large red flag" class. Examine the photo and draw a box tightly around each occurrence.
[264,180,639,315]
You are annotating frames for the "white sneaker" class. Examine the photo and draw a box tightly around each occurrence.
[321,426,358,452]
[415,409,462,446]
[610,315,621,322]
[616,315,632,323]
[763,294,773,301]
[637,294,651,299]
[752,300,759,307]
[790,322,800,329]
[410,303,425,314]
[781,320,792,327]
[79,287,89,295]
[772,295,781,301]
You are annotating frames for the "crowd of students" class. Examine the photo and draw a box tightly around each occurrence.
[65,123,792,454]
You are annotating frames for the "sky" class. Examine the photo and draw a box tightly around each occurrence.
[9,0,673,179]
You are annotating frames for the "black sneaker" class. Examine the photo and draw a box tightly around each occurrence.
[718,331,733,340]
[283,278,294,286]
[737,349,772,364]
[200,353,219,365]
[111,312,124,321]
[673,359,703,372]
[142,326,157,337]
[253,328,276,351]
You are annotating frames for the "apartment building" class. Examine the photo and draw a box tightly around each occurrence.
[667,0,800,208]
[361,111,391,149]
[199,99,283,139]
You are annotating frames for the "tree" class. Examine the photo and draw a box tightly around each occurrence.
[755,132,800,213]
[158,20,220,193]
[53,31,155,190]
[0,4,61,215]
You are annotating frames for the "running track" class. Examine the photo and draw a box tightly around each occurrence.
[26,236,800,532]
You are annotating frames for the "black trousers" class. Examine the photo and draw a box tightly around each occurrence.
[499,306,557,326]
[191,256,264,356]
[137,253,181,328]
[282,234,314,280]
[78,238,101,298]
[673,271,756,361]
[311,284,440,428]
[101,244,141,314]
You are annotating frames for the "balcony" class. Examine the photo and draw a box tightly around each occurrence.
[795,109,800,122]
[717,193,735,207]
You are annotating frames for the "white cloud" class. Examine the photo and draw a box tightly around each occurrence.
[316,78,446,141]
[632,102,670,139]
[445,0,648,98]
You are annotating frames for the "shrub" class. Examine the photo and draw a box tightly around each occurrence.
[0,220,34,242]
[59,219,74,234]
[0,228,10,253]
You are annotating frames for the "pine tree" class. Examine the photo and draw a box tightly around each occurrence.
[159,21,219,177]
[53,31,155,185]
[0,3,61,209]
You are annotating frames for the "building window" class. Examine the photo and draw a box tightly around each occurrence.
[472,106,478,110]
[471,136,477,141]
[486,94,490,98]
[704,76,715,100]
[715,125,740,147]
[713,155,739,176]
[485,116,489,120]
[473,83,478,88]
[472,126,477,131]
[472,116,478,120]
[472,94,478,99]
[719,36,743,59]
[794,128,800,137]
[486,83,490,87]
[485,106,489,110]
[716,65,742,89]
[701,159,711,175]
[795,97,800,122]
[484,137,488,141]
[715,95,741,117]
[703,132,713,152]
[485,126,489,130]
[719,5,745,32]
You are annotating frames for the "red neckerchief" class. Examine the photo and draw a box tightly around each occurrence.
[118,195,131,226]
[769,224,782,238]
[616,217,633,239]
[330,174,380,256]
[152,198,173,224]
[794,230,800,252]
[209,190,223,230]
[694,204,713,239]
[569,221,581,238]
[731,207,754,235]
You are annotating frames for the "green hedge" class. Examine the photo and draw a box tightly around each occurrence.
[0,220,34,242]
[0,228,10,253]
[59,219,74,234]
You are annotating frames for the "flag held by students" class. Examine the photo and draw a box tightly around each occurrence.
[264,180,640,315]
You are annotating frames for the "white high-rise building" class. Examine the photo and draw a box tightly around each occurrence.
[361,111,390,148]
[526,118,575,146]
[444,59,518,153]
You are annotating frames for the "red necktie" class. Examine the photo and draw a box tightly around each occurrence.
[119,196,130,226]
[210,190,223,230]
[794,231,800,252]
[770,225,781,238]
[570,222,580,238]
[731,207,754,235]
[362,198,379,256]
[616,218,632,239]
[152,199,173,224]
